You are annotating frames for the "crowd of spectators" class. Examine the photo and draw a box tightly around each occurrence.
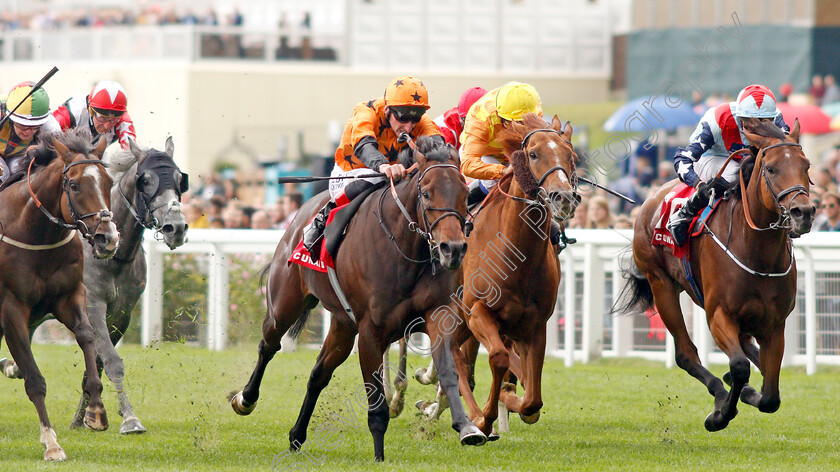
[0,6,235,30]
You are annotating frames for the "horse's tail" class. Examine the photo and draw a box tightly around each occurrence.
[612,250,654,314]
[287,307,312,340]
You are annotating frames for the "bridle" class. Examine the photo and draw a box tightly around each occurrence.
[376,163,468,271]
[739,142,809,232]
[117,167,180,235]
[497,128,579,209]
[27,156,112,246]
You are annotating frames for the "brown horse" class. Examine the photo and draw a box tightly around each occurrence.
[0,129,119,460]
[450,114,578,437]
[230,138,484,461]
[620,120,814,431]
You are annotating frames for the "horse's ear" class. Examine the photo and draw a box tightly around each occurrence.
[413,146,428,167]
[562,120,573,140]
[92,135,108,159]
[447,143,460,167]
[789,118,800,143]
[742,128,772,149]
[128,138,144,159]
[52,137,72,164]
[165,136,175,157]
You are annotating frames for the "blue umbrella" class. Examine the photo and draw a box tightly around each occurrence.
[604,95,702,132]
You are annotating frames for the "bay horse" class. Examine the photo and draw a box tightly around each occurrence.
[0,129,119,460]
[230,137,484,461]
[619,120,814,431]
[1,138,188,435]
[449,114,579,437]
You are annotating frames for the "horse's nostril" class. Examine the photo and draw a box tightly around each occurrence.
[162,224,175,234]
[93,234,107,246]
[439,242,451,256]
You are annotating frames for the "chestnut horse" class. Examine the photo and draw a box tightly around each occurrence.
[0,129,119,460]
[450,114,579,437]
[620,120,814,431]
[230,138,484,461]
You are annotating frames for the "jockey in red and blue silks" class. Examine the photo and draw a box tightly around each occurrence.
[52,80,136,150]
[668,84,790,246]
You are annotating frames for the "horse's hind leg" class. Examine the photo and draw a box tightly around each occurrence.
[2,303,66,460]
[705,306,750,431]
[54,289,108,432]
[648,278,728,416]
[385,338,407,418]
[105,311,146,433]
[288,316,357,451]
[500,328,546,425]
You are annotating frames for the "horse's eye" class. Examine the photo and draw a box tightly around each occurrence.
[767,166,776,175]
[422,191,430,200]
[529,151,537,160]
[69,181,79,191]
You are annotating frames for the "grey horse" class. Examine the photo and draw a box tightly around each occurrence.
[1,137,188,434]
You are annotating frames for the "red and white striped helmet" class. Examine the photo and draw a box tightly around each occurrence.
[735,84,778,119]
[88,80,128,116]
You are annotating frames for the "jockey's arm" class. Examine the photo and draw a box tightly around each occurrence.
[774,113,791,134]
[674,121,715,188]
[459,120,504,181]
[115,113,137,150]
[39,114,62,135]
[354,136,406,181]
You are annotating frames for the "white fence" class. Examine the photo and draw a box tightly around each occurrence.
[141,229,840,374]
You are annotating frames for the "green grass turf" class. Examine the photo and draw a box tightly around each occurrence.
[0,343,838,471]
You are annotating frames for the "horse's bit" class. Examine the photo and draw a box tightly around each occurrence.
[30,158,112,246]
[377,163,468,271]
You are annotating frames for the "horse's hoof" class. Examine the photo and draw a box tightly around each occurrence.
[519,410,541,424]
[414,367,436,385]
[0,358,21,379]
[120,416,147,434]
[84,406,109,431]
[69,418,84,430]
[704,411,730,432]
[44,446,67,462]
[487,428,501,442]
[459,424,487,447]
[723,371,733,387]
[231,391,256,416]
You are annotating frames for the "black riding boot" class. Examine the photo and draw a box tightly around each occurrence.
[467,181,487,207]
[302,200,336,254]
[667,186,711,247]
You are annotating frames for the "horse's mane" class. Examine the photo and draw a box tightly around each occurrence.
[734,121,787,196]
[496,114,562,198]
[104,143,141,182]
[397,136,452,168]
[29,128,98,167]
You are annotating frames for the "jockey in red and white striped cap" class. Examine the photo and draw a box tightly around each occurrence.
[668,84,790,246]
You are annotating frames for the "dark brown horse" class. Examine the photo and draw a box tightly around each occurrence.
[620,120,814,431]
[450,114,578,437]
[230,138,484,461]
[0,129,119,460]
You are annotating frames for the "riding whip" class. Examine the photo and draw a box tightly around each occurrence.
[0,66,59,129]
[577,176,635,204]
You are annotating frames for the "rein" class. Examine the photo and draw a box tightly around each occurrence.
[738,142,808,232]
[376,162,468,271]
[27,157,112,246]
[702,142,805,278]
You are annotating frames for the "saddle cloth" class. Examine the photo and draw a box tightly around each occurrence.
[288,182,385,273]
[651,183,722,259]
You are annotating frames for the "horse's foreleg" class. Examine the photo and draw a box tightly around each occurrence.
[357,329,390,462]
[501,329,545,425]
[386,338,408,418]
[55,289,107,432]
[425,313,486,447]
[465,303,508,437]
[706,306,749,431]
[288,317,357,452]
[743,327,785,414]
[2,303,66,461]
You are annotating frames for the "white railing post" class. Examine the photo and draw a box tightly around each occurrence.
[612,267,633,357]
[803,248,817,375]
[692,301,710,368]
[563,248,576,366]
[141,239,164,346]
[581,243,604,363]
[206,243,229,351]
[546,290,560,359]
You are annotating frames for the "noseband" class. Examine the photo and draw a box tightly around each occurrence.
[28,157,112,245]
[742,142,809,232]
[377,163,468,270]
